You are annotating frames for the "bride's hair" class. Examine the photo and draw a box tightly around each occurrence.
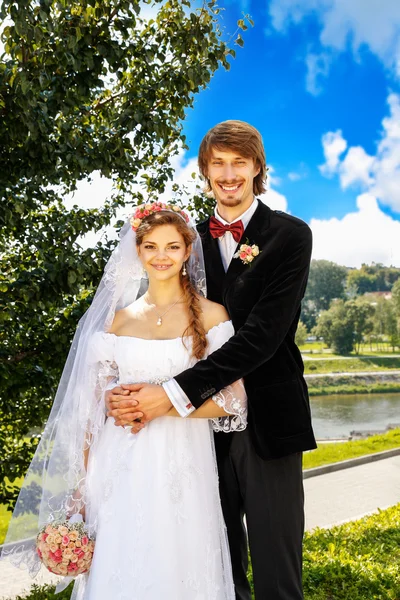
[135,210,208,359]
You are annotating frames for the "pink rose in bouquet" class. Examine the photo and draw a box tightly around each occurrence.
[36,517,95,577]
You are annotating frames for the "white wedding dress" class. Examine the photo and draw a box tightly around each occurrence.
[77,320,246,600]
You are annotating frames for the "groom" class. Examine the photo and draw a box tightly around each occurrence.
[107,120,316,599]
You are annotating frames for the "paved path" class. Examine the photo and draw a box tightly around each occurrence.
[304,454,400,530]
[1,456,400,599]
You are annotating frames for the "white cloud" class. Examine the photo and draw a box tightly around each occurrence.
[305,52,332,95]
[259,166,289,211]
[370,93,400,209]
[259,188,288,211]
[266,164,282,187]
[319,130,347,176]
[310,193,400,267]
[319,93,400,212]
[288,173,302,182]
[269,0,400,90]
[339,146,375,188]
[288,162,309,181]
[64,173,114,211]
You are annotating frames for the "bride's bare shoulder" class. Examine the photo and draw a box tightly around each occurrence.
[198,296,230,332]
[108,299,144,334]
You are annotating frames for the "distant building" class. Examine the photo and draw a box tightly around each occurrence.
[364,291,392,301]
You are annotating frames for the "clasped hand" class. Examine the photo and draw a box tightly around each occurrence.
[105,383,173,433]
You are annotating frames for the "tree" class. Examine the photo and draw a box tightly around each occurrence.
[304,259,347,311]
[372,296,400,352]
[0,0,249,507]
[346,298,374,354]
[346,263,400,295]
[295,321,307,347]
[314,300,355,355]
[392,279,400,315]
[301,259,347,330]
[314,297,376,355]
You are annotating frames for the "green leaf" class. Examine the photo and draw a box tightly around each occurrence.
[235,34,244,48]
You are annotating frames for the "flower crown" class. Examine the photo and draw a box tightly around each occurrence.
[130,202,190,231]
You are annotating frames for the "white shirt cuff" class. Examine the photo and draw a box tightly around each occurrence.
[163,379,195,417]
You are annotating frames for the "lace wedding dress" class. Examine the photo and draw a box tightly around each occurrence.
[77,320,246,600]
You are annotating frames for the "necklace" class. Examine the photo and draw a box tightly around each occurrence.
[145,292,185,326]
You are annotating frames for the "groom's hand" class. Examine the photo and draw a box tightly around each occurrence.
[119,383,173,427]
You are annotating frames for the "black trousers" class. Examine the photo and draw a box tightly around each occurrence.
[216,429,304,600]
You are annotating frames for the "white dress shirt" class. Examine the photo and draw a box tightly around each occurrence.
[163,198,258,417]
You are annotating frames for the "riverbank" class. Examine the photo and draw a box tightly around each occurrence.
[304,360,400,395]
[307,377,400,396]
[303,428,400,469]
[303,355,400,374]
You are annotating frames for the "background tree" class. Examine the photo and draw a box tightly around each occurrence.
[314,300,355,355]
[314,297,377,355]
[346,263,400,295]
[392,278,400,315]
[0,0,249,507]
[370,296,399,351]
[301,259,347,330]
[295,321,307,347]
[346,298,374,354]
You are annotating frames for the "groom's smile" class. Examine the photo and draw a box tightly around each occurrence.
[206,148,260,218]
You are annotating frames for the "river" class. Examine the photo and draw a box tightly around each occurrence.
[310,392,400,439]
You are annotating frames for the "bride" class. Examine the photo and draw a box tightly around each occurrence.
[2,203,247,600]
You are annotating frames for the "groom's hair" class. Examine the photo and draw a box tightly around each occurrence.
[198,120,267,196]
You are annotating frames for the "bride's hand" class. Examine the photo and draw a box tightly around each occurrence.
[106,386,143,426]
[118,383,173,430]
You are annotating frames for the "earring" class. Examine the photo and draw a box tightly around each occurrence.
[182,262,187,276]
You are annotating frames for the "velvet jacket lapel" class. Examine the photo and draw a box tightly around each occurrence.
[223,200,267,292]
[198,223,225,304]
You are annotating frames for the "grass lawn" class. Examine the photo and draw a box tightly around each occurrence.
[302,504,400,600]
[0,502,13,545]
[300,341,400,356]
[304,355,400,374]
[303,428,400,469]
[7,504,400,600]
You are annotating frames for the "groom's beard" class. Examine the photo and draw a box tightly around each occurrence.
[219,196,242,207]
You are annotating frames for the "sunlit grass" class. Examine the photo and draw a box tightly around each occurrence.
[304,428,400,470]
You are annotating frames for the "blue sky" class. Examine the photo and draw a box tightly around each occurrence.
[176,0,400,267]
[64,0,400,267]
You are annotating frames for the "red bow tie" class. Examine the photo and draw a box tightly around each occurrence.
[209,216,244,243]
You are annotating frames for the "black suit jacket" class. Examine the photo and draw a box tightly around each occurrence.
[175,200,317,460]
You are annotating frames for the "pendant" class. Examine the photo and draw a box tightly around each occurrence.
[157,317,162,326]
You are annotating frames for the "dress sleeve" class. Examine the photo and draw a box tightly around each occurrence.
[206,322,247,433]
[87,332,119,389]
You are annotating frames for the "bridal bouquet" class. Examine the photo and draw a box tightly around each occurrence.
[36,516,95,576]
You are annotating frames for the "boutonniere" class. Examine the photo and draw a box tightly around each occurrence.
[233,239,261,266]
